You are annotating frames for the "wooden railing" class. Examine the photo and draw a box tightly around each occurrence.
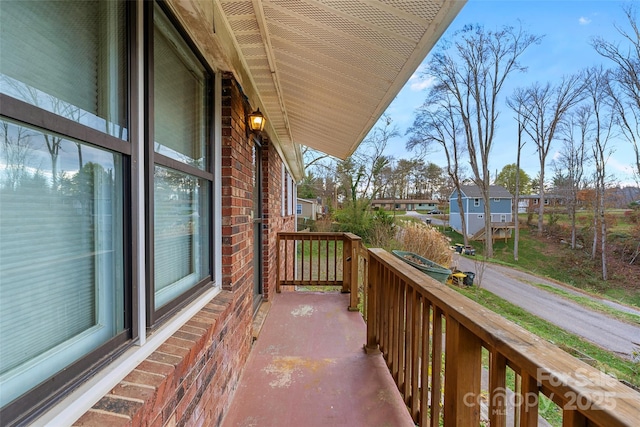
[276,232,361,310]
[275,233,639,425]
[365,248,640,427]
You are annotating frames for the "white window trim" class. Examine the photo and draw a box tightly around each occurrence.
[281,164,286,216]
[35,286,221,426]
[474,198,480,207]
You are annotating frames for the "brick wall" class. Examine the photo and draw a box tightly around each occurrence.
[260,138,295,301]
[73,74,294,426]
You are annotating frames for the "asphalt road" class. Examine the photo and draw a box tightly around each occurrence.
[456,256,640,360]
[405,211,640,359]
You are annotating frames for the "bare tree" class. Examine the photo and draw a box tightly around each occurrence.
[1,123,35,191]
[407,90,469,245]
[506,88,532,261]
[592,5,640,180]
[584,67,616,280]
[555,105,591,249]
[425,24,541,257]
[335,115,397,205]
[519,74,585,236]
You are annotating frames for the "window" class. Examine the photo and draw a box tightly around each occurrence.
[493,198,500,202]
[281,167,295,216]
[296,204,303,215]
[149,3,213,319]
[0,1,127,139]
[288,173,295,215]
[0,1,128,422]
[474,198,480,207]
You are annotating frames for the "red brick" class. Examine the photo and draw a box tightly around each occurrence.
[73,410,131,426]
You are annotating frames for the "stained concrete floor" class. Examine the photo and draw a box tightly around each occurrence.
[221,292,414,427]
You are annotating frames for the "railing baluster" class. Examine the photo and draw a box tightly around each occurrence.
[519,373,539,427]
[324,235,329,282]
[392,274,401,382]
[404,285,414,404]
[431,307,443,427]
[444,317,481,426]
[410,292,421,421]
[398,279,407,395]
[420,298,431,427]
[489,351,507,427]
[276,234,281,293]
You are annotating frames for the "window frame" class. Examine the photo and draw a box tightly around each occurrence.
[144,1,216,326]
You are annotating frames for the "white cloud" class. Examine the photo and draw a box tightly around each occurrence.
[578,16,591,25]
[608,156,634,175]
[410,75,435,92]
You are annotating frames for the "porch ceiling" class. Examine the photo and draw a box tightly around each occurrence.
[216,0,465,166]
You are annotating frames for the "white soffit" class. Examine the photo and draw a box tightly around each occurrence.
[217,0,465,161]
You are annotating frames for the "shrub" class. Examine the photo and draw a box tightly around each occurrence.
[333,202,397,246]
[395,222,452,268]
[625,208,640,224]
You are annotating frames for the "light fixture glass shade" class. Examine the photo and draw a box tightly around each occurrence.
[248,108,266,132]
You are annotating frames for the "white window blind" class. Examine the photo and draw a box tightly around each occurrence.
[152,5,211,310]
[0,121,125,407]
[0,1,127,139]
[154,167,210,309]
[153,5,206,168]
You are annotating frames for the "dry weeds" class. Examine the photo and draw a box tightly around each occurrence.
[395,222,453,268]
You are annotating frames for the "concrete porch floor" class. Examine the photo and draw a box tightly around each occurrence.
[221,292,414,427]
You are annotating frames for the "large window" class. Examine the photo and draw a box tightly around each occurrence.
[0,0,128,421]
[149,3,212,318]
[0,0,218,422]
[0,121,125,408]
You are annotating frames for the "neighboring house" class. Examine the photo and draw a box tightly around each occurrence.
[0,1,462,426]
[518,194,565,213]
[449,185,514,239]
[371,199,439,211]
[296,197,323,221]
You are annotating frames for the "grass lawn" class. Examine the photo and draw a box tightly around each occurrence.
[441,225,640,308]
[454,286,640,388]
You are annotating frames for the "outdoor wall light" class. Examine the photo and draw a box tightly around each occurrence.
[247,108,266,133]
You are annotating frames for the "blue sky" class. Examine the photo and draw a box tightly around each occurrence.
[383,0,638,186]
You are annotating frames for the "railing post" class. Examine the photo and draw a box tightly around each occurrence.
[365,256,379,354]
[444,317,481,427]
[276,234,281,293]
[342,236,351,294]
[562,409,587,426]
[348,235,360,311]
